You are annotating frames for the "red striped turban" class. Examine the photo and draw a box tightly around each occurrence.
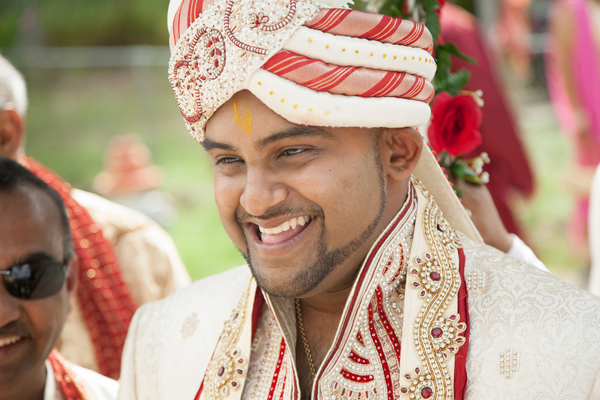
[168,0,437,142]
[167,0,482,240]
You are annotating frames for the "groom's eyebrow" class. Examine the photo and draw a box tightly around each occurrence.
[201,138,238,152]
[256,126,334,150]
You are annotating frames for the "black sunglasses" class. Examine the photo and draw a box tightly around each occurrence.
[0,262,69,300]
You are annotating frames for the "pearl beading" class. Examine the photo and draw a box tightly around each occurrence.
[400,179,466,400]
[499,348,519,379]
[197,179,469,400]
[258,0,297,31]
[168,0,321,142]
[245,312,295,400]
[319,186,417,400]
[201,284,252,399]
[225,0,267,55]
[465,270,485,294]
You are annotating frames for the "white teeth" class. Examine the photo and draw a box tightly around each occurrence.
[258,215,311,235]
[0,336,22,347]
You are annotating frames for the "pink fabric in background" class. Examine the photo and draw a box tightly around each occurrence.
[546,0,600,251]
[547,0,600,166]
[571,0,600,157]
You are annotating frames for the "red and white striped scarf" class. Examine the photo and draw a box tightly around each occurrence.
[48,350,94,400]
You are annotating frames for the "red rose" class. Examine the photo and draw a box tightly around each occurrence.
[427,92,482,156]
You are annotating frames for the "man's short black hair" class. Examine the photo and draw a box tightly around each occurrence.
[0,157,74,262]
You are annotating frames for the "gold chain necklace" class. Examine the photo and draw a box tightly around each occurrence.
[295,298,317,379]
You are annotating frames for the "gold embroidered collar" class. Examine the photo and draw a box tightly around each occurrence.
[197,178,468,400]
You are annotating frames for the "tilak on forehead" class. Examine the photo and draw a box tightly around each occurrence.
[167,0,481,240]
[168,0,436,142]
[233,102,253,136]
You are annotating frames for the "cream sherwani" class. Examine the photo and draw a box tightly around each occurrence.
[589,164,600,296]
[58,189,191,372]
[119,182,600,400]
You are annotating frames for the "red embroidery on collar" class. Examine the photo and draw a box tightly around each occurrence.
[48,350,92,400]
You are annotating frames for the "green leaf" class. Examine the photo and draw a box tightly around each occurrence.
[432,71,448,94]
[450,160,468,176]
[436,43,476,64]
[438,150,450,167]
[379,0,408,17]
[447,69,471,86]
[424,5,441,44]
[463,175,483,184]
[441,69,471,95]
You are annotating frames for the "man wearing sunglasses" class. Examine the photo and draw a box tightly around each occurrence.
[0,54,191,379]
[0,157,118,400]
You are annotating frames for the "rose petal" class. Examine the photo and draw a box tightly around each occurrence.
[428,93,482,156]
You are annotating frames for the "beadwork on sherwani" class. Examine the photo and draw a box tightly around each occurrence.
[194,180,469,400]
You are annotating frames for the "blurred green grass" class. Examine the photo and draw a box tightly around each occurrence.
[518,106,587,279]
[1,0,171,47]
[19,66,587,283]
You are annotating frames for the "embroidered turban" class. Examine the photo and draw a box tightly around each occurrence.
[167,0,481,241]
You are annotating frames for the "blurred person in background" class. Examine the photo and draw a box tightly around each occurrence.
[495,0,534,80]
[440,2,536,242]
[0,157,117,400]
[93,134,177,227]
[546,0,600,257]
[0,54,191,379]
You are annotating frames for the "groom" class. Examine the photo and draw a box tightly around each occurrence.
[118,0,600,398]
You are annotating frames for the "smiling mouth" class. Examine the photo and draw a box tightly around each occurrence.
[256,215,313,245]
[0,336,23,348]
